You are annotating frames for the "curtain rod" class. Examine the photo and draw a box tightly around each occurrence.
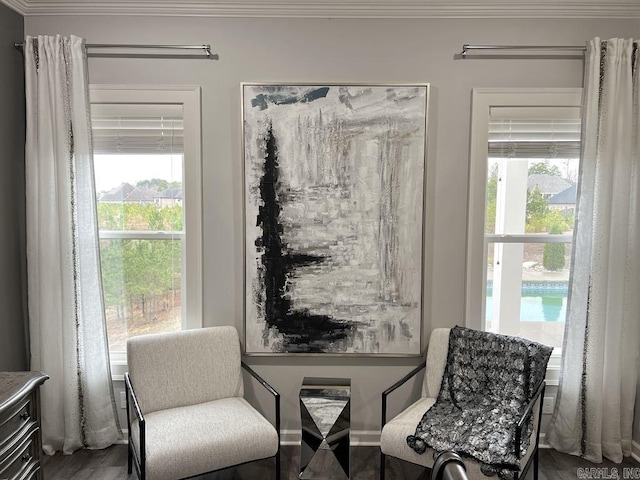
[14,42,218,59]
[461,44,586,56]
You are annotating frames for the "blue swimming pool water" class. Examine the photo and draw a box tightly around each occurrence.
[486,281,568,322]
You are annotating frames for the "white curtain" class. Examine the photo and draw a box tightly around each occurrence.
[548,37,640,463]
[24,35,121,455]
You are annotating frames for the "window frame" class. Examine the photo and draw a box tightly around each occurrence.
[89,85,203,378]
[465,88,582,366]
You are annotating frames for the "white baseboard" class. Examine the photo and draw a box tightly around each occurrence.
[281,429,299,445]
[538,432,550,449]
[120,427,381,447]
[115,429,128,445]
[351,430,381,446]
[282,430,381,446]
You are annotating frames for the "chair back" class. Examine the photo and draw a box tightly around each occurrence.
[422,328,451,398]
[127,326,244,415]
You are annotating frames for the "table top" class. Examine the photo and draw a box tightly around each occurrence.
[0,371,48,413]
[300,377,350,399]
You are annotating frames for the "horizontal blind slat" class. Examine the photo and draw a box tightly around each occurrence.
[92,114,184,155]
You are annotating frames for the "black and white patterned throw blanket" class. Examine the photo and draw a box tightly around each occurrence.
[406,326,552,479]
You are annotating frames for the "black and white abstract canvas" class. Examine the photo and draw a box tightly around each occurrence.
[243,84,428,355]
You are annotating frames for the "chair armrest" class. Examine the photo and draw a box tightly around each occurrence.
[514,381,546,458]
[125,372,146,475]
[381,362,426,427]
[242,361,279,398]
[517,381,545,430]
[241,361,281,444]
[125,373,145,424]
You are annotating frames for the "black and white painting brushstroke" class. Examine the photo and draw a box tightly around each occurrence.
[243,84,428,355]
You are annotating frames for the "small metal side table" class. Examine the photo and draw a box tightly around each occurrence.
[299,377,351,479]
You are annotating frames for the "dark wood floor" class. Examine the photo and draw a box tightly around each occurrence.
[42,444,640,480]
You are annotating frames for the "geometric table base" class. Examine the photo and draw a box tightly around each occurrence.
[300,377,351,479]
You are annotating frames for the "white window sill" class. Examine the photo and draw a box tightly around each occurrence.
[110,353,127,381]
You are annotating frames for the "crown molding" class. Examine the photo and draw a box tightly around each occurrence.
[3,0,640,18]
[1,0,28,15]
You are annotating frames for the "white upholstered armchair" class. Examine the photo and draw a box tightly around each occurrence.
[380,327,549,480]
[125,326,280,480]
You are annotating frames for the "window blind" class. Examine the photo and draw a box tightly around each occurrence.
[488,107,581,159]
[91,104,184,155]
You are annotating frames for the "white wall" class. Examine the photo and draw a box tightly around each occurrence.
[24,15,640,442]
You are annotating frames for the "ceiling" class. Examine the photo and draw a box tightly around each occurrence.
[2,0,640,18]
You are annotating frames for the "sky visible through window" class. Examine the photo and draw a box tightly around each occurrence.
[94,154,183,193]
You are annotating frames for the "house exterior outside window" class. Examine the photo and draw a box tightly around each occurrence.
[89,86,202,375]
[466,88,582,353]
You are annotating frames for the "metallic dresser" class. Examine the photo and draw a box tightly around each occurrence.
[0,372,48,480]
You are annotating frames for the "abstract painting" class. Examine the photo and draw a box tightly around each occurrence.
[243,84,428,355]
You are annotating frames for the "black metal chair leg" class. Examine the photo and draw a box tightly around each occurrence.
[534,448,539,480]
[276,449,281,480]
[127,445,132,474]
[380,451,386,480]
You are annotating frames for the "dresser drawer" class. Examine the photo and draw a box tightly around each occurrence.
[0,396,32,452]
[11,461,40,480]
[0,423,40,480]
[0,372,47,480]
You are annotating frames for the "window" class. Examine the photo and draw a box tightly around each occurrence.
[89,86,202,373]
[466,89,582,351]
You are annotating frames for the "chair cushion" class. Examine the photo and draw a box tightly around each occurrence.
[131,397,279,480]
[381,396,538,480]
[381,397,437,468]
